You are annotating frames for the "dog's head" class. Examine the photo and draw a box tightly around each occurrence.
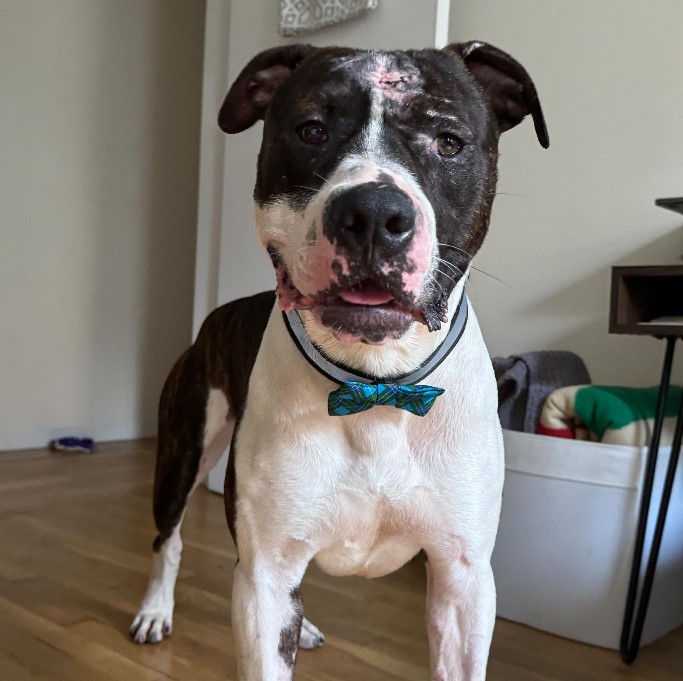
[219,42,548,345]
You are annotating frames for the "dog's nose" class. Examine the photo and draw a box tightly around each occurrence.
[325,183,416,256]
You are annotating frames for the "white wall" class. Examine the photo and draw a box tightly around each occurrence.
[450,1,683,386]
[0,1,205,450]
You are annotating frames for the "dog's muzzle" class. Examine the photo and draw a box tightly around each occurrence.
[271,180,439,343]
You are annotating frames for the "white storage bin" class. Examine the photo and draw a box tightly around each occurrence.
[494,430,683,649]
[207,450,228,494]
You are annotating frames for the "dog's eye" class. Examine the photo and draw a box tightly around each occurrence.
[434,133,461,157]
[297,121,328,144]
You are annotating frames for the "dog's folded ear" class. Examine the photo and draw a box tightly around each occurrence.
[218,45,315,134]
[446,41,549,148]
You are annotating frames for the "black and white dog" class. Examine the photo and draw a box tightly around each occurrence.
[130,42,547,680]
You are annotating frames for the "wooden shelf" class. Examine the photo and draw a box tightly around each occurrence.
[610,265,683,337]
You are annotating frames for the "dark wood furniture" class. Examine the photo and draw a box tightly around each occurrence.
[610,264,683,664]
[610,265,683,336]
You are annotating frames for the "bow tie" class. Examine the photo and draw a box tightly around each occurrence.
[328,381,445,417]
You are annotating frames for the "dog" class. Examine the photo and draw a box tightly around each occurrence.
[130,41,548,680]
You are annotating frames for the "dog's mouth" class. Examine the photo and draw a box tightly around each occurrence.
[275,264,427,344]
[315,280,416,345]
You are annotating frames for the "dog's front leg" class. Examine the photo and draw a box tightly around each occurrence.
[232,556,308,681]
[425,554,496,681]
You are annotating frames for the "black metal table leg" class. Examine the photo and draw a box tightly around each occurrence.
[620,336,682,663]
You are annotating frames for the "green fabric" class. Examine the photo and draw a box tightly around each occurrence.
[574,385,682,439]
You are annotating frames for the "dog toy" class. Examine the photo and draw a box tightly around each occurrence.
[49,437,96,453]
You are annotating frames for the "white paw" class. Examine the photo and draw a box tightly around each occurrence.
[298,617,325,650]
[129,607,173,645]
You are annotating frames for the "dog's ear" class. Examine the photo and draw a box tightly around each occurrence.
[218,44,315,134]
[445,41,549,148]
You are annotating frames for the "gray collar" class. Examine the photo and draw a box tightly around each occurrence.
[282,295,469,386]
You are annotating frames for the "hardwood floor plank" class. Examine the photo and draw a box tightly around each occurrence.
[0,620,122,681]
[0,597,172,681]
[69,618,231,681]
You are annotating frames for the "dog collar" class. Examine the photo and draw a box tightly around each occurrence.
[282,295,469,386]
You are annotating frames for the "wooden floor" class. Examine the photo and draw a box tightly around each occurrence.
[0,441,681,681]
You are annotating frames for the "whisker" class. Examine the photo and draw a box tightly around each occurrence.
[434,257,465,278]
[470,267,513,289]
[289,243,314,258]
[313,172,331,186]
[424,273,445,295]
[436,242,473,260]
[434,243,511,288]
[433,268,457,286]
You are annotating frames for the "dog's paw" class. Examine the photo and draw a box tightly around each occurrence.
[298,617,325,650]
[129,608,173,645]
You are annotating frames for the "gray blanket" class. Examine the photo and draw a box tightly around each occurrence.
[492,351,591,432]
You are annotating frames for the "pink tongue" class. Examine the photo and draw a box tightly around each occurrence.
[338,282,394,306]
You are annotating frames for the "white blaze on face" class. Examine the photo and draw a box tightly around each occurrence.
[255,54,437,307]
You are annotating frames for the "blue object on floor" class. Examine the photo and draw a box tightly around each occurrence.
[49,437,96,453]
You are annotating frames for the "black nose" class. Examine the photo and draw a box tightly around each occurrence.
[324,182,416,257]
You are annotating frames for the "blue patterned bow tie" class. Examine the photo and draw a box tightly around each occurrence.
[328,381,445,417]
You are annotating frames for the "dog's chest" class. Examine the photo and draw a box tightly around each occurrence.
[306,414,437,578]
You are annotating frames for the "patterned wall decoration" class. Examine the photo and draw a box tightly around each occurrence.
[280,0,379,36]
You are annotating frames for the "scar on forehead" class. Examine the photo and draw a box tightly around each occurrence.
[371,67,416,90]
